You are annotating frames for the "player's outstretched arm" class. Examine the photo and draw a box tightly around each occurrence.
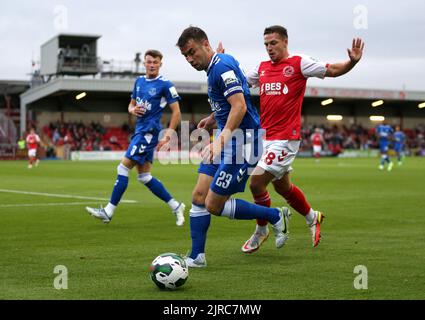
[325,38,364,77]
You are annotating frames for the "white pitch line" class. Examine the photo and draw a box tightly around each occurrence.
[0,202,101,208]
[0,189,138,203]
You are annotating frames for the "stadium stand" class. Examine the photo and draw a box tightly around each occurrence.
[42,121,131,153]
[300,124,425,156]
[2,34,425,160]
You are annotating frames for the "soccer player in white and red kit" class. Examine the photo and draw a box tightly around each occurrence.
[26,128,41,169]
[241,25,364,252]
[311,128,325,161]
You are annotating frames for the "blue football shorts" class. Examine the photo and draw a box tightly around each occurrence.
[125,132,158,164]
[198,132,262,196]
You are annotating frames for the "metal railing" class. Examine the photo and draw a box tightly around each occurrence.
[58,55,100,73]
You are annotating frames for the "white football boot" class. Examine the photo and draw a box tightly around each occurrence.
[241,227,270,253]
[173,203,186,226]
[86,206,112,224]
[309,211,325,247]
[271,207,291,248]
[184,253,207,268]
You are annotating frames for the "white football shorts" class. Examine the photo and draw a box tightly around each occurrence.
[257,140,300,180]
[28,148,37,158]
[313,145,322,154]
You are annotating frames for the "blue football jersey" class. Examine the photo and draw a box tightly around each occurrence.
[376,124,393,144]
[206,53,260,131]
[131,75,181,135]
[394,130,405,150]
[394,131,405,144]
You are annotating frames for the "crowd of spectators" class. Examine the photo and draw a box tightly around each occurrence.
[41,121,425,157]
[301,123,425,156]
[42,121,131,152]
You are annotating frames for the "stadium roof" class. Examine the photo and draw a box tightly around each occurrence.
[41,33,102,48]
[0,80,29,95]
[21,77,425,103]
[19,77,425,133]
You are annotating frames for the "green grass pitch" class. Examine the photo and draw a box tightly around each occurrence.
[1,157,424,299]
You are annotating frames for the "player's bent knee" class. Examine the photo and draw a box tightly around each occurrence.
[204,193,226,216]
[117,163,130,176]
[249,178,267,196]
[192,189,207,206]
[204,200,222,216]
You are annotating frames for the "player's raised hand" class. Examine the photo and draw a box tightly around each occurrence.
[216,42,225,54]
[348,38,364,63]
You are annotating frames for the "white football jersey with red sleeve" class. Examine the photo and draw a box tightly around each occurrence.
[26,133,40,149]
[247,54,328,140]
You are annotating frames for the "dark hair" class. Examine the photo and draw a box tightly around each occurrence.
[176,26,209,48]
[264,25,288,39]
[144,49,163,60]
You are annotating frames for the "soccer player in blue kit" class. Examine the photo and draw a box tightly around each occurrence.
[86,50,186,226]
[177,26,290,267]
[393,126,406,166]
[376,122,394,171]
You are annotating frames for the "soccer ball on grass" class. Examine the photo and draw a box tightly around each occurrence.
[149,253,188,290]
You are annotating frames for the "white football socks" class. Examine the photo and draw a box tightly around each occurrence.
[168,199,180,212]
[255,224,268,235]
[305,209,316,225]
[104,203,116,217]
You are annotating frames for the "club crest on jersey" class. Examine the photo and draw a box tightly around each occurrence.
[283,66,295,77]
[148,88,157,96]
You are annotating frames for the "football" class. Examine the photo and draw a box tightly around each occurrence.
[149,253,189,290]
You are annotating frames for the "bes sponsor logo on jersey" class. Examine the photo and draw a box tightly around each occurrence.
[208,98,221,112]
[260,82,289,95]
[283,66,295,77]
